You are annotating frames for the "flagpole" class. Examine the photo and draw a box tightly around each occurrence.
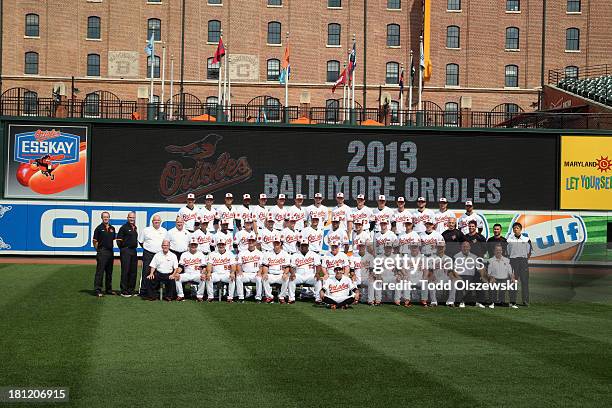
[161,45,166,114]
[223,42,228,115]
[408,49,413,122]
[400,63,404,126]
[418,35,423,112]
[342,60,347,122]
[351,34,356,111]
[217,30,223,110]
[227,53,232,121]
[169,54,174,120]
[285,32,289,110]
[149,39,155,104]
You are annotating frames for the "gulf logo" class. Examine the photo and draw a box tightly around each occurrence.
[509,214,587,261]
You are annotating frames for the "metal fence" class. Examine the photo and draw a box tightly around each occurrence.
[548,64,611,85]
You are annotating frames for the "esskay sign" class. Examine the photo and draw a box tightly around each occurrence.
[560,136,612,210]
[91,126,557,209]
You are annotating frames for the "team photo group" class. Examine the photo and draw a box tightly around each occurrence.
[92,192,532,309]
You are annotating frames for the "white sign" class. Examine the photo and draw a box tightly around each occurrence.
[108,51,140,78]
[229,54,259,81]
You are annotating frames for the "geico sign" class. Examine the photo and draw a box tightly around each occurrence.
[39,209,179,248]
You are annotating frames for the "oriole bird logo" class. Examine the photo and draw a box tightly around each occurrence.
[165,134,223,160]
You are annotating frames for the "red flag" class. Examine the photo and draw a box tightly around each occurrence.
[213,37,225,64]
[332,68,347,93]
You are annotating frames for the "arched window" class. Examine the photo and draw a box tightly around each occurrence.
[265,97,281,121]
[386,62,399,84]
[25,14,39,37]
[267,59,280,81]
[387,24,400,47]
[505,64,518,87]
[444,102,459,126]
[87,54,100,76]
[505,27,519,50]
[446,63,459,86]
[206,96,218,116]
[566,28,580,50]
[207,57,220,80]
[147,18,161,41]
[147,55,161,78]
[565,65,579,79]
[84,93,100,117]
[327,60,340,82]
[390,100,399,124]
[23,91,38,115]
[446,26,460,48]
[25,52,39,74]
[267,21,281,44]
[328,23,341,46]
[87,16,101,39]
[208,20,221,43]
[325,99,340,123]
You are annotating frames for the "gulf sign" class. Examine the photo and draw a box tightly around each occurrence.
[14,129,80,164]
[510,214,587,262]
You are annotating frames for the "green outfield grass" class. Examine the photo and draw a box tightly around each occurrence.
[1,263,611,408]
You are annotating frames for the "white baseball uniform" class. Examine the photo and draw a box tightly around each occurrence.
[324,227,350,250]
[257,227,276,253]
[372,206,394,232]
[216,205,236,231]
[321,251,350,277]
[234,229,256,253]
[458,212,484,234]
[191,228,214,254]
[429,253,457,304]
[419,230,445,256]
[236,249,264,300]
[435,210,457,233]
[250,205,268,231]
[177,205,199,232]
[331,204,352,231]
[397,230,421,254]
[214,230,234,250]
[300,226,324,253]
[287,205,308,231]
[393,208,413,235]
[281,227,301,254]
[322,275,356,304]
[289,250,321,302]
[373,230,398,255]
[350,250,374,286]
[234,205,252,229]
[402,254,428,303]
[351,206,373,229]
[262,249,290,299]
[197,206,217,233]
[176,250,207,299]
[306,204,329,229]
[268,205,288,231]
[205,250,236,300]
[411,208,436,233]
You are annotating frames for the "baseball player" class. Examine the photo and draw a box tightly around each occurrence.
[372,195,394,232]
[351,219,373,254]
[370,241,399,305]
[419,220,445,256]
[165,217,190,259]
[393,197,412,235]
[191,219,214,254]
[235,194,253,230]
[324,216,350,253]
[457,201,484,235]
[397,219,421,255]
[321,240,350,281]
[214,220,235,252]
[300,216,324,254]
[401,244,428,307]
[177,193,199,233]
[434,197,456,234]
[373,219,398,255]
[257,215,276,253]
[234,216,257,253]
[204,241,236,302]
[269,194,288,231]
[174,238,207,301]
[331,192,352,232]
[251,193,269,231]
[412,197,436,233]
[351,194,373,231]
[287,194,308,231]
[288,239,321,303]
[350,239,374,302]
[428,243,458,307]
[261,235,291,303]
[453,241,487,308]
[306,192,328,229]
[320,267,359,310]
[216,193,237,231]
[198,194,217,233]
[235,233,264,302]
[280,215,301,255]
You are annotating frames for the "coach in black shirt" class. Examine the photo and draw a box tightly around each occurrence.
[117,212,139,297]
[92,211,116,297]
[487,223,508,257]
[442,218,465,256]
[464,220,487,258]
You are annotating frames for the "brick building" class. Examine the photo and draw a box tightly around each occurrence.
[0,0,610,115]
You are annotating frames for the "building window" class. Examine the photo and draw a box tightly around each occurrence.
[87,16,101,39]
[565,65,579,79]
[207,57,219,79]
[505,27,519,49]
[147,18,161,41]
[147,55,161,78]
[206,96,218,116]
[325,99,340,123]
[506,0,520,12]
[327,23,341,46]
[444,102,459,126]
[567,0,581,12]
[208,20,221,43]
[208,0,222,4]
[268,0,282,5]
[386,62,399,84]
[267,59,280,81]
[387,24,400,46]
[446,63,459,86]
[504,103,520,114]
[390,100,399,124]
[328,0,341,7]
[447,0,461,11]
[446,26,460,48]
[265,97,281,121]
[87,54,100,76]
[148,0,162,3]
[24,91,38,115]
[387,0,401,9]
[25,14,39,37]
[24,52,39,74]
[327,60,340,82]
[84,93,100,117]
[505,64,518,87]
[268,21,281,44]
[566,28,580,51]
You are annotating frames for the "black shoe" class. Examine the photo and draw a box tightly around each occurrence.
[96,292,104,298]
[105,290,117,296]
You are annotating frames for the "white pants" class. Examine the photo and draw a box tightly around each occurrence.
[263,273,286,299]
[288,273,317,301]
[234,272,262,300]
[428,276,457,304]
[175,272,206,299]
[206,271,231,300]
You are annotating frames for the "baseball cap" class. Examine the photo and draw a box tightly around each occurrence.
[329,239,340,247]
[439,197,448,203]
[314,193,323,198]
[417,197,426,202]
[266,214,274,222]
[187,193,195,200]
[378,195,386,201]
[331,215,341,222]
[243,216,253,223]
[353,219,363,225]
[355,239,366,246]
[273,234,282,243]
[278,194,286,199]
[295,193,304,199]
[357,194,365,200]
[216,239,226,246]
[380,219,388,224]
[205,194,213,200]
[247,232,257,241]
[310,215,320,220]
[425,220,434,225]
[189,237,198,245]
[259,193,267,199]
[333,266,343,271]
[243,193,251,200]
[403,219,413,224]
[384,240,394,247]
[465,200,473,206]
[225,193,233,198]
[299,238,310,245]
[336,192,344,198]
[397,197,405,202]
[221,220,229,224]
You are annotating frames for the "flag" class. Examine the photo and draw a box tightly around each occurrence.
[423,0,432,81]
[279,44,291,84]
[213,37,225,64]
[419,40,425,71]
[399,67,404,98]
[332,68,348,93]
[145,34,154,57]
[347,42,357,83]
[410,53,416,85]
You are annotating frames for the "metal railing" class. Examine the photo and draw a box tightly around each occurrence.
[548,64,611,85]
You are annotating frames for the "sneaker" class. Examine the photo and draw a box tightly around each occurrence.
[476,302,485,308]
[330,304,337,310]
[403,301,412,307]
[488,303,495,309]
[459,302,465,308]
[510,303,519,309]
[341,305,349,310]
[96,292,104,298]
[227,299,234,303]
[207,298,214,303]
[120,293,132,298]
[196,298,204,303]
[446,302,455,307]
[420,300,428,307]
[288,300,295,304]
[264,297,274,304]
[176,296,185,302]
[430,302,438,307]
[367,302,374,306]
[394,301,401,306]
[279,298,286,305]
[255,298,262,304]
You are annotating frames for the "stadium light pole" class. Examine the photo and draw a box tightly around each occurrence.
[179,0,186,119]
[362,0,367,110]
